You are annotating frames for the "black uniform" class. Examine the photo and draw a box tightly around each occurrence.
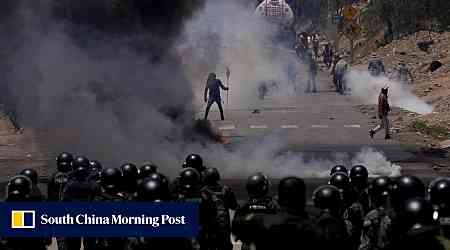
[62,166,100,250]
[92,189,128,250]
[200,183,238,250]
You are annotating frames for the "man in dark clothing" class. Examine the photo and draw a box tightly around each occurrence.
[93,167,128,250]
[323,42,333,68]
[306,49,318,93]
[62,156,100,250]
[204,72,229,121]
[369,87,391,140]
[4,176,51,250]
[201,167,238,250]
[232,173,279,250]
[233,177,322,250]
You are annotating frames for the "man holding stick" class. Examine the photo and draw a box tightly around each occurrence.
[204,72,229,121]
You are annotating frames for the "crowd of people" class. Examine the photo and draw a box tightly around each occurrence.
[1,152,450,250]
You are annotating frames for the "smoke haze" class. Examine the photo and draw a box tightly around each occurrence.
[346,69,433,115]
[0,0,401,180]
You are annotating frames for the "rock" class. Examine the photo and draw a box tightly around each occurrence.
[417,40,434,52]
[429,60,443,72]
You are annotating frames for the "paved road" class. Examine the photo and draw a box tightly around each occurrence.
[201,72,417,163]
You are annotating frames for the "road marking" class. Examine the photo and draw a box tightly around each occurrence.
[311,125,329,128]
[281,125,299,129]
[344,124,361,128]
[219,125,236,130]
[249,125,268,129]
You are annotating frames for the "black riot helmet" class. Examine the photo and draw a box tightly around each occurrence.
[7,190,28,202]
[350,165,369,188]
[184,154,205,172]
[139,164,158,179]
[400,197,435,233]
[121,163,138,179]
[278,176,306,210]
[203,167,221,186]
[136,178,166,202]
[179,168,201,193]
[89,160,103,172]
[147,173,169,189]
[428,178,450,214]
[330,165,348,176]
[246,172,270,199]
[391,175,425,207]
[72,156,90,180]
[329,172,350,191]
[312,185,342,213]
[100,168,122,192]
[121,163,139,192]
[7,175,32,198]
[56,152,74,172]
[369,176,391,208]
[73,156,90,169]
[19,168,38,186]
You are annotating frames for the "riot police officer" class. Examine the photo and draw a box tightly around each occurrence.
[201,167,238,250]
[329,171,364,249]
[175,168,216,250]
[394,198,444,250]
[4,176,50,250]
[428,177,450,238]
[48,152,73,201]
[232,173,278,249]
[19,168,44,201]
[120,163,139,200]
[138,164,158,179]
[184,154,206,173]
[93,167,127,250]
[359,176,397,250]
[88,160,103,182]
[233,177,321,250]
[62,156,99,250]
[312,185,351,250]
[390,175,425,211]
[349,165,370,213]
[330,165,348,176]
[5,175,33,202]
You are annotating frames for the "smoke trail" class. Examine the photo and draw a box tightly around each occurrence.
[346,69,433,115]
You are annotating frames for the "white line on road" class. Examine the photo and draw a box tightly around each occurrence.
[281,125,299,129]
[344,124,361,128]
[311,125,329,128]
[249,125,268,129]
[219,125,236,130]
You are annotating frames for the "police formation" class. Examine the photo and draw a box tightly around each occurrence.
[2,153,450,250]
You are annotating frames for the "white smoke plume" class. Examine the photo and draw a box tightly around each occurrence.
[346,69,433,115]
[177,0,306,110]
[196,135,401,178]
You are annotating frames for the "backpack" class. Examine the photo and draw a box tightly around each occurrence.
[375,209,393,250]
[48,172,70,201]
[202,186,231,232]
[317,211,350,248]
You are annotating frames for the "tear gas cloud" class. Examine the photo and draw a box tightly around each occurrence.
[0,0,401,179]
[346,70,433,115]
[178,0,306,110]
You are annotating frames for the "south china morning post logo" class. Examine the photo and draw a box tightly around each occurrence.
[0,203,199,237]
[11,210,35,229]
